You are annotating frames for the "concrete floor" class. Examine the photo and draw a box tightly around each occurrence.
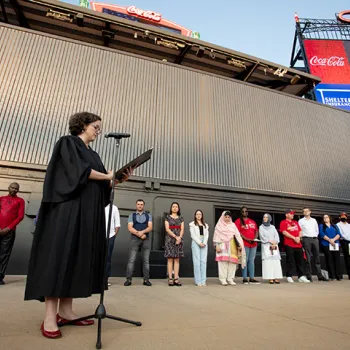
[0,276,350,350]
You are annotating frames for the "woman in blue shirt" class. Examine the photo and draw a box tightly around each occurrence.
[319,215,342,281]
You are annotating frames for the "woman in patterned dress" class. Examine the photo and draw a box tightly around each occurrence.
[164,202,184,286]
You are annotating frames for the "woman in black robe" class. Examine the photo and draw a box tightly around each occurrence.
[25,112,130,339]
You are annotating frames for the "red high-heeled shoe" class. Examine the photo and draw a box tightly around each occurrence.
[57,314,94,326]
[40,322,62,339]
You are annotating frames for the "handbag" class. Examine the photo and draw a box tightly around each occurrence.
[234,235,241,249]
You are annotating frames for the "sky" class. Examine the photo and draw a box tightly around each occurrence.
[63,0,349,66]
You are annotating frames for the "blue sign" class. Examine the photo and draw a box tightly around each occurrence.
[315,84,350,111]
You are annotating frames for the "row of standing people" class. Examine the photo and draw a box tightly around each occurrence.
[191,206,350,286]
[109,202,350,287]
[1,182,347,289]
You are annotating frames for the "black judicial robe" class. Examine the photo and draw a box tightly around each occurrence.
[25,135,110,301]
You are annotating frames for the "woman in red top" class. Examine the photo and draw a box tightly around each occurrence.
[234,206,260,284]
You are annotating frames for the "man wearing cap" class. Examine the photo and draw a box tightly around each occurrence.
[0,182,25,285]
[298,207,328,282]
[280,209,310,283]
[336,212,350,280]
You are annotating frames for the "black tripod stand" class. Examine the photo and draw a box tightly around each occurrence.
[61,134,142,349]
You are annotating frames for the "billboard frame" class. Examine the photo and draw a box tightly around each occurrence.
[290,15,350,101]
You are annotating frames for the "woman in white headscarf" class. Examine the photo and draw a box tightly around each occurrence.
[259,213,283,284]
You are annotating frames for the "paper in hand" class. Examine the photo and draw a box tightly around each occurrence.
[329,243,339,251]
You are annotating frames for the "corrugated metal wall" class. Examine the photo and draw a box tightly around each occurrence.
[1,24,350,200]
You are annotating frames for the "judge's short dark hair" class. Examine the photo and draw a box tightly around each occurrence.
[69,112,101,136]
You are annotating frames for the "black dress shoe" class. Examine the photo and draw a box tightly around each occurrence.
[0,280,5,285]
[124,279,132,286]
[318,276,329,282]
[143,280,152,286]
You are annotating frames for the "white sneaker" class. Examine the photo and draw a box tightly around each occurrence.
[221,281,228,286]
[108,282,112,286]
[287,277,294,283]
[298,276,310,283]
[196,284,202,287]
[227,281,236,286]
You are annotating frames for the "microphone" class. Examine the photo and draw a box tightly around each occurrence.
[104,132,131,139]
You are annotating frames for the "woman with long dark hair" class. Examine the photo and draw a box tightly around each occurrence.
[189,210,209,286]
[164,202,184,286]
[24,112,131,339]
[319,214,342,281]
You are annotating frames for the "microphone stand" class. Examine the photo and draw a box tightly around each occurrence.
[60,136,142,349]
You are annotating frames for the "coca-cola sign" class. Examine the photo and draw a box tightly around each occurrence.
[304,40,350,84]
[310,56,345,67]
[126,6,162,22]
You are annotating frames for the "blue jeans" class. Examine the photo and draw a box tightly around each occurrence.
[106,235,116,278]
[242,246,257,279]
[191,238,208,285]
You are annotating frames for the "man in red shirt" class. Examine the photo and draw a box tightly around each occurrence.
[0,182,25,285]
[235,206,260,284]
[280,209,309,283]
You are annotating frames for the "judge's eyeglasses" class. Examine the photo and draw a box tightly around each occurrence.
[91,124,102,134]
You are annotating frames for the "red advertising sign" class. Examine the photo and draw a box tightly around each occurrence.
[304,40,350,84]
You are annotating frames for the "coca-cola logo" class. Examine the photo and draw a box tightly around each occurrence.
[309,56,345,67]
[127,6,162,22]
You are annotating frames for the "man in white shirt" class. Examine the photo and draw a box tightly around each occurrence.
[337,212,350,280]
[299,207,328,282]
[105,204,120,286]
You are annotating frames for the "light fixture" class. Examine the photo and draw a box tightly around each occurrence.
[209,49,216,59]
[46,9,73,23]
[290,75,301,85]
[196,46,205,58]
[273,68,288,77]
[156,38,180,50]
[75,13,84,27]
[226,58,246,69]
[142,30,150,39]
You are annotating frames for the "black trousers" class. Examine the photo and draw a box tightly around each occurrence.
[0,230,16,281]
[340,240,350,278]
[302,237,322,278]
[321,245,341,280]
[285,245,306,278]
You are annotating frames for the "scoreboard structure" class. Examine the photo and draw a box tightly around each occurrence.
[290,11,350,111]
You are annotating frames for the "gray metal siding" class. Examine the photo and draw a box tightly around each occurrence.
[1,24,350,200]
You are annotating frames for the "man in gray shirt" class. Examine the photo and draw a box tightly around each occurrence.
[124,199,153,286]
